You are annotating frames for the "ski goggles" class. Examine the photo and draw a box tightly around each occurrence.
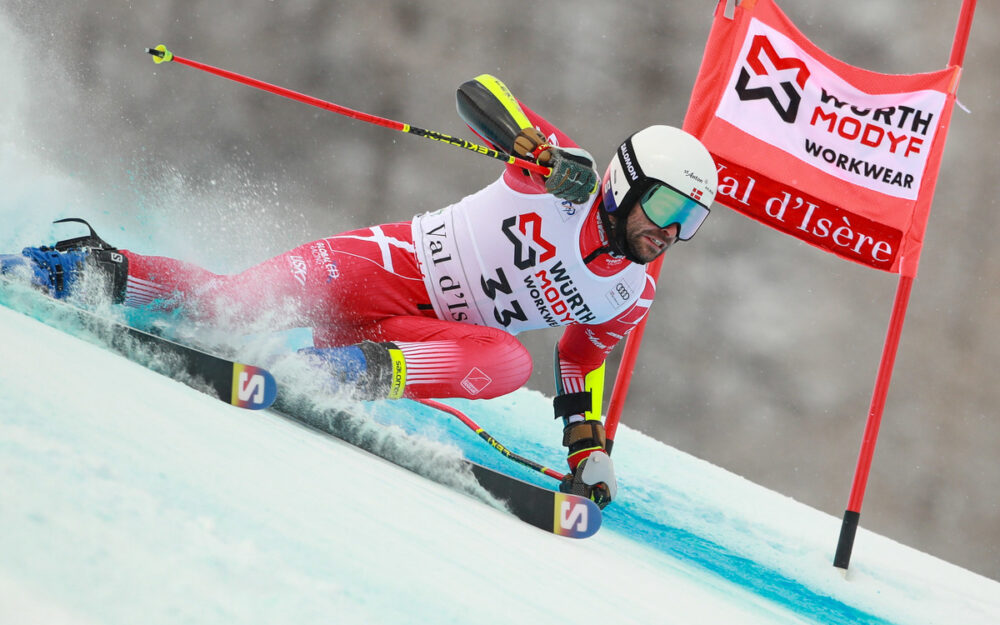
[638,183,710,241]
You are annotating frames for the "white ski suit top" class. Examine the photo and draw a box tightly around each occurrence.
[412,101,658,402]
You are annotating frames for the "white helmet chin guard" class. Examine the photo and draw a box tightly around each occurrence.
[601,125,718,241]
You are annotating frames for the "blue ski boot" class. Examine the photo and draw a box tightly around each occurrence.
[0,218,129,302]
[0,247,91,299]
[298,341,407,399]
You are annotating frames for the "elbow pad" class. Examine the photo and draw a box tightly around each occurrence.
[456,74,534,154]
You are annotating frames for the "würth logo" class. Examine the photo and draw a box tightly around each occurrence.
[735,34,810,123]
[502,212,557,270]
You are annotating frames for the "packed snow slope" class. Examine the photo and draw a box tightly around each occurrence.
[0,294,998,625]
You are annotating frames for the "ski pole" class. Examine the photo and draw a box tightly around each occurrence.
[415,399,566,482]
[145,45,551,176]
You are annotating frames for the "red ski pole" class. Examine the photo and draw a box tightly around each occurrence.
[145,45,551,176]
[415,399,566,482]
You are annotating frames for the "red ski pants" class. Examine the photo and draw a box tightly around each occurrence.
[120,223,532,400]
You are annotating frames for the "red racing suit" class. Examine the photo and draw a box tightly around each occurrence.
[117,104,656,422]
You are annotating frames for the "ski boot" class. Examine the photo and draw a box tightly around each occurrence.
[0,218,129,302]
[297,341,407,399]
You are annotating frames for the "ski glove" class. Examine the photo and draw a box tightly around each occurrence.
[542,147,599,205]
[560,451,617,509]
[559,420,615,508]
[512,128,599,205]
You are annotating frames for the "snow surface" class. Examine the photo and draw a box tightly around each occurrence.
[1,298,998,625]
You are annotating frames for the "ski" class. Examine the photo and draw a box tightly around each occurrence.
[0,278,277,410]
[267,401,603,539]
[1,278,598,537]
[467,460,602,538]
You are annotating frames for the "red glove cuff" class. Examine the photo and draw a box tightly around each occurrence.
[567,445,603,471]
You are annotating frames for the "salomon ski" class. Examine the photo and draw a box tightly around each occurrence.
[268,400,602,538]
[1,278,597,536]
[0,278,277,410]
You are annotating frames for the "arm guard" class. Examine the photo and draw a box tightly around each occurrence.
[554,344,608,470]
[552,344,606,423]
[456,74,535,154]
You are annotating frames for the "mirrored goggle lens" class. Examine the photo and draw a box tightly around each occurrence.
[639,184,710,241]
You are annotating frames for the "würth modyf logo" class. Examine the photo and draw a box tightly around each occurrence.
[735,34,810,123]
[502,212,556,270]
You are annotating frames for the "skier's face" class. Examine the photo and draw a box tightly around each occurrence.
[623,207,679,263]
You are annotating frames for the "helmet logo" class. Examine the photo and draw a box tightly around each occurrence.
[735,34,810,124]
[619,142,640,181]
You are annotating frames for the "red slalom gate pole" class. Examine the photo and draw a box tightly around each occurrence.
[833,0,976,572]
[144,45,550,177]
[948,0,977,67]
[833,275,914,570]
[604,255,665,453]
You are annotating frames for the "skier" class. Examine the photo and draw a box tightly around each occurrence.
[0,74,717,508]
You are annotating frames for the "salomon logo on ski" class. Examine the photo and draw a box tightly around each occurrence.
[553,494,601,538]
[231,365,278,410]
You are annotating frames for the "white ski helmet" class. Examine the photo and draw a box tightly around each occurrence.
[601,125,717,241]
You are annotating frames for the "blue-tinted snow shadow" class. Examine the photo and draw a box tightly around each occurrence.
[0,291,889,625]
[371,396,891,625]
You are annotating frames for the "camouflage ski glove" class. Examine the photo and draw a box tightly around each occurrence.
[542,147,599,205]
[513,128,600,205]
